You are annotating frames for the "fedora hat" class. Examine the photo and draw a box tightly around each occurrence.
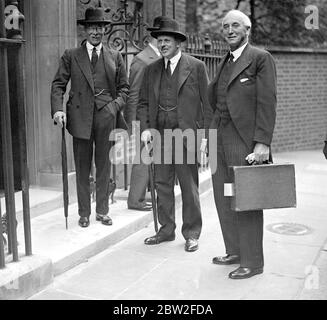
[147,16,165,31]
[150,17,187,42]
[77,7,111,26]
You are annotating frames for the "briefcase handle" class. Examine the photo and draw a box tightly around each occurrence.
[251,160,272,166]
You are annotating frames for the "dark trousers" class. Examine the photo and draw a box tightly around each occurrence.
[73,106,115,217]
[127,163,149,208]
[154,135,202,240]
[211,120,264,268]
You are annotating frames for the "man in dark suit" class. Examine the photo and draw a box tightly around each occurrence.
[137,17,211,252]
[125,16,164,211]
[51,7,129,228]
[205,10,277,279]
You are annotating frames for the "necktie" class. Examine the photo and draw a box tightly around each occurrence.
[229,53,234,63]
[166,60,171,76]
[91,47,98,69]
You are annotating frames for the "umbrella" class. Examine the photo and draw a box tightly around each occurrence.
[61,124,69,229]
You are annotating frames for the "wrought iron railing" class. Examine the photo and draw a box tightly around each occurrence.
[0,0,31,269]
[185,33,229,81]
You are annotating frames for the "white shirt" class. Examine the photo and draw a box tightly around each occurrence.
[86,41,102,61]
[164,50,182,75]
[148,42,161,57]
[230,42,248,62]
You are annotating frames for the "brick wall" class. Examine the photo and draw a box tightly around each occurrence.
[269,48,327,152]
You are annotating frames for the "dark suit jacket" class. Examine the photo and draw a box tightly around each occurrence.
[125,45,160,126]
[207,44,277,149]
[137,53,211,151]
[51,43,129,140]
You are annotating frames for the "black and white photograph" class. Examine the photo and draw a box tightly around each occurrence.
[0,0,327,307]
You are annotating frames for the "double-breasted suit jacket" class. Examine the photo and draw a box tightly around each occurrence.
[51,43,129,140]
[206,44,277,269]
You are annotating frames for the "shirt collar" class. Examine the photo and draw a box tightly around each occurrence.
[86,41,102,52]
[148,43,161,57]
[230,42,248,62]
[164,50,182,68]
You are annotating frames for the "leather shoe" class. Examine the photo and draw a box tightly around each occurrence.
[229,267,263,280]
[96,214,113,226]
[144,233,175,245]
[128,203,152,211]
[79,217,90,228]
[212,254,240,265]
[185,238,198,252]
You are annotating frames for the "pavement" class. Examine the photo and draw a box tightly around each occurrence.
[1,150,327,300]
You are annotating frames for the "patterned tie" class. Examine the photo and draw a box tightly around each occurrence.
[229,53,234,63]
[91,47,98,69]
[166,60,172,76]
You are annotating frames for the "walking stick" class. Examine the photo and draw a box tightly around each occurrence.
[146,142,159,234]
[61,124,69,229]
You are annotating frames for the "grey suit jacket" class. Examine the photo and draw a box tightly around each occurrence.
[125,45,160,126]
[51,43,129,139]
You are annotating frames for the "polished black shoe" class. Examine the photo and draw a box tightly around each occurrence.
[229,267,264,280]
[128,203,152,211]
[212,254,240,265]
[96,214,113,226]
[79,217,90,228]
[185,238,198,252]
[144,233,175,245]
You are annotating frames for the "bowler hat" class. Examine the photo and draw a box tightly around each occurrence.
[77,7,111,26]
[150,17,187,42]
[147,16,165,31]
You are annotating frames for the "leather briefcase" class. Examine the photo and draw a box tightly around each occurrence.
[225,163,297,212]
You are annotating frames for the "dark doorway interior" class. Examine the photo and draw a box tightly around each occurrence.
[0,47,22,192]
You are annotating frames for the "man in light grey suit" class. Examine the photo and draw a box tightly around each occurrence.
[125,16,164,211]
[51,7,129,228]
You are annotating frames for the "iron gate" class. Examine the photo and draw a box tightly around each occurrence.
[0,0,31,269]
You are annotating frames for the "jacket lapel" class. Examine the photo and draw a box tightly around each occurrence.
[75,44,94,93]
[153,58,164,102]
[228,44,252,87]
[102,45,117,97]
[208,53,229,108]
[177,54,192,94]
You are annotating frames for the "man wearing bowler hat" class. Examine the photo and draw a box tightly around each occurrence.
[125,16,164,212]
[137,17,211,252]
[51,7,129,228]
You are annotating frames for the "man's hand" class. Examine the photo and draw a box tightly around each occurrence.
[246,142,269,164]
[323,142,327,160]
[53,111,66,128]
